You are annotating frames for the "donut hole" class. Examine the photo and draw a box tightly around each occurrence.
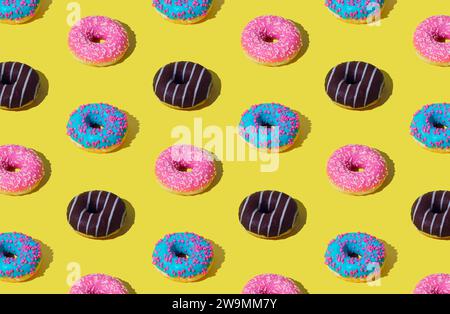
[86,117,104,130]
[347,251,361,259]
[171,246,189,259]
[172,74,189,85]
[0,76,13,85]
[4,165,20,173]
[344,76,358,85]
[258,203,274,214]
[174,163,192,173]
[263,36,278,43]
[349,164,364,173]
[431,206,444,214]
[86,204,100,214]
[435,35,450,43]
[89,35,106,44]
[433,122,447,130]
[1,251,16,259]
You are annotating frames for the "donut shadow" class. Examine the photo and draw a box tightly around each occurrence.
[108,199,135,239]
[113,22,136,66]
[288,22,310,65]
[359,70,393,111]
[381,0,397,20]
[121,111,140,150]
[276,198,307,240]
[186,69,222,111]
[121,278,137,294]
[34,240,54,280]
[283,111,312,152]
[291,278,309,294]
[28,150,51,194]
[381,241,398,279]
[198,153,223,195]
[24,0,53,23]
[372,150,395,195]
[203,240,225,281]
[204,0,224,22]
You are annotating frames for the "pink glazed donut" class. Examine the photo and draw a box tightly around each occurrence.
[414,15,450,66]
[155,145,216,195]
[70,274,128,294]
[0,145,45,195]
[241,15,302,66]
[68,16,129,66]
[414,274,450,294]
[327,144,388,195]
[242,274,301,294]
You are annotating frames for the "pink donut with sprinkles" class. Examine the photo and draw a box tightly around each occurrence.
[327,144,388,195]
[155,145,216,195]
[414,16,450,66]
[242,274,301,294]
[0,145,45,195]
[414,274,450,294]
[241,15,302,66]
[70,274,128,294]
[68,16,129,66]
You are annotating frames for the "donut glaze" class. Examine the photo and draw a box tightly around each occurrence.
[152,232,214,282]
[67,191,127,239]
[327,144,388,195]
[414,16,450,66]
[0,145,45,195]
[414,274,450,294]
[0,232,41,282]
[325,232,385,282]
[155,145,216,195]
[325,61,385,109]
[152,0,213,24]
[0,62,40,110]
[239,103,300,152]
[241,15,302,66]
[325,0,384,24]
[70,274,128,294]
[68,16,129,66]
[0,0,40,24]
[238,191,299,239]
[411,191,450,239]
[242,274,301,294]
[410,103,450,152]
[66,103,128,153]
[153,61,212,109]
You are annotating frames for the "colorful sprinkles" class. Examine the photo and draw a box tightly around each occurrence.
[152,0,213,22]
[0,0,40,22]
[325,0,385,22]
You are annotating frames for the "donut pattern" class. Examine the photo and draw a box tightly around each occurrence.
[153,61,212,109]
[0,62,40,109]
[67,191,127,238]
[411,191,450,238]
[238,191,298,238]
[325,61,384,109]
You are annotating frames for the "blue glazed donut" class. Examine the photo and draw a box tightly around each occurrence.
[152,0,213,24]
[0,0,40,24]
[410,103,450,152]
[324,0,384,24]
[0,232,42,282]
[325,232,385,282]
[239,103,300,152]
[152,232,214,282]
[66,103,128,153]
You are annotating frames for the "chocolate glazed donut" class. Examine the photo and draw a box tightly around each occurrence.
[325,61,385,109]
[153,61,212,109]
[0,62,40,110]
[67,191,127,239]
[411,191,450,239]
[239,191,298,238]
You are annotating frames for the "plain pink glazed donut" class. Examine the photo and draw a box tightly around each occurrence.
[414,274,450,294]
[70,274,128,294]
[68,16,129,66]
[241,15,302,66]
[242,274,301,294]
[155,145,216,195]
[414,15,450,66]
[0,145,45,195]
[327,144,388,195]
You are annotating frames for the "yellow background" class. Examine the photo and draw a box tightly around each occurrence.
[0,0,449,294]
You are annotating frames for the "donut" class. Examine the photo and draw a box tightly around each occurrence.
[155,145,216,195]
[414,16,450,66]
[242,274,301,294]
[414,274,450,294]
[411,191,450,240]
[241,15,302,66]
[0,0,40,24]
[0,62,40,110]
[325,61,385,110]
[238,191,299,239]
[410,103,450,153]
[0,145,45,195]
[327,144,388,195]
[239,103,300,152]
[325,232,385,283]
[153,61,213,110]
[70,274,128,294]
[152,232,214,282]
[67,191,127,239]
[68,16,129,66]
[0,232,41,282]
[324,0,385,24]
[66,103,128,153]
[152,0,213,24]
